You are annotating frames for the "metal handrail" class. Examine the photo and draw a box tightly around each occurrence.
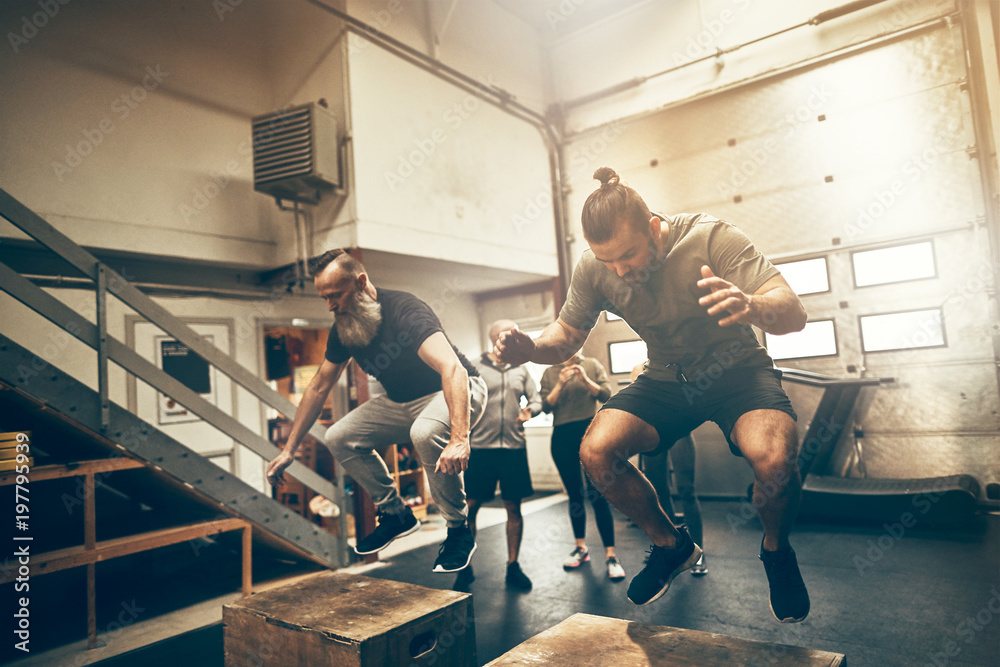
[0,187,347,560]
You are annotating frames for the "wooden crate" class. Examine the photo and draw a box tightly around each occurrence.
[224,572,476,667]
[486,613,845,666]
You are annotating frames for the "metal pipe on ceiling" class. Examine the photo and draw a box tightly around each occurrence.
[560,0,892,111]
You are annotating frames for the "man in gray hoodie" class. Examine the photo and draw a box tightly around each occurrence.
[461,319,543,591]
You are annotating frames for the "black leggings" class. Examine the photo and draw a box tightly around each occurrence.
[551,419,615,548]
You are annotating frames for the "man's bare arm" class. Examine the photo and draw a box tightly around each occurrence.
[494,318,590,366]
[266,359,346,485]
[417,331,471,475]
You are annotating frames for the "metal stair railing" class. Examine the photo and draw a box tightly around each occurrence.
[0,186,349,565]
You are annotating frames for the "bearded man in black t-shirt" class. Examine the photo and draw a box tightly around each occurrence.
[266,249,486,573]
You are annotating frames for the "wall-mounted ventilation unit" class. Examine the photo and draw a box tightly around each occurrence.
[252,102,339,205]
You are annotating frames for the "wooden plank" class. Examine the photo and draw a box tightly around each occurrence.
[0,518,249,582]
[84,474,95,551]
[0,458,146,485]
[86,563,96,650]
[486,613,845,667]
[242,526,252,597]
[0,458,32,472]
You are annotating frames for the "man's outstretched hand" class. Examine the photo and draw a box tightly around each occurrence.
[493,327,535,366]
[697,265,754,327]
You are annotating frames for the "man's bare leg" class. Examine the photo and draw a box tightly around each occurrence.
[730,409,801,551]
[731,408,809,623]
[578,409,682,547]
[504,500,524,564]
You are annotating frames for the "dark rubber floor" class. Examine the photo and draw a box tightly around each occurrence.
[84,497,998,667]
[364,498,999,667]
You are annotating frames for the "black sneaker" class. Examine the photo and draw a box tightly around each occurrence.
[354,507,419,555]
[626,529,703,605]
[505,562,533,591]
[759,540,810,623]
[433,525,477,573]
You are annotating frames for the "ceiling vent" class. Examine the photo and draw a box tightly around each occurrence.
[252,102,339,205]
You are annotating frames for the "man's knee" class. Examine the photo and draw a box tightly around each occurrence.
[325,431,365,455]
[504,501,523,521]
[409,418,446,448]
[579,434,611,474]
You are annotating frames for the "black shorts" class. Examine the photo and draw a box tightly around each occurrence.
[464,448,534,502]
[601,367,797,457]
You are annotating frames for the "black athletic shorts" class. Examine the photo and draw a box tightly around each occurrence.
[601,367,797,457]
[464,448,534,502]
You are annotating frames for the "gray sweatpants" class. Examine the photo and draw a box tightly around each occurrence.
[324,376,487,527]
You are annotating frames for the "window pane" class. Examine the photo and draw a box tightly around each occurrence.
[775,257,829,295]
[852,241,936,287]
[608,340,648,374]
[765,320,837,360]
[860,309,944,352]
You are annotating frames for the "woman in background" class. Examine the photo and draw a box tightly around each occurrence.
[541,352,624,580]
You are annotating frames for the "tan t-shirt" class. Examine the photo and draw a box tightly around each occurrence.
[539,357,612,426]
[559,213,780,384]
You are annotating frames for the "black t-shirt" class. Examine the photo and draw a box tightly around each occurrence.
[325,288,479,403]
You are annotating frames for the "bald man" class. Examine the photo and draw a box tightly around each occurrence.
[460,320,542,591]
[267,249,486,573]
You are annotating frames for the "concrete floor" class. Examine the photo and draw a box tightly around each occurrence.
[12,495,999,667]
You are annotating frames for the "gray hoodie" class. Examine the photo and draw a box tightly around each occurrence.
[469,354,542,449]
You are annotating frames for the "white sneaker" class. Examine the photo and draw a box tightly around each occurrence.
[606,556,626,581]
[563,547,590,570]
[690,553,708,576]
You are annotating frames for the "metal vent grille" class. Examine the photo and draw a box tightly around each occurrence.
[252,102,339,204]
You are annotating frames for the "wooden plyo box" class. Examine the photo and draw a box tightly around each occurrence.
[486,613,846,666]
[223,572,476,667]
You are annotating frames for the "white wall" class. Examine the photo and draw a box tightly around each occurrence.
[0,1,292,267]
[347,31,558,277]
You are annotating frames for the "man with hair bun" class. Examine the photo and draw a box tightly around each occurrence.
[267,248,486,574]
[494,168,811,622]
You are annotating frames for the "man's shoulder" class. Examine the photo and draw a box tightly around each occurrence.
[379,287,419,305]
[667,212,725,234]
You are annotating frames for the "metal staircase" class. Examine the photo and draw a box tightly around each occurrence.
[0,187,350,570]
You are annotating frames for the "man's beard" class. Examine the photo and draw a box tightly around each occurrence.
[336,290,382,348]
[621,237,662,290]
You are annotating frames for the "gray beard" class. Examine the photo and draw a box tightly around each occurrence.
[336,291,382,348]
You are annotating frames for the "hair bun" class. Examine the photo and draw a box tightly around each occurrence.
[593,167,619,187]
